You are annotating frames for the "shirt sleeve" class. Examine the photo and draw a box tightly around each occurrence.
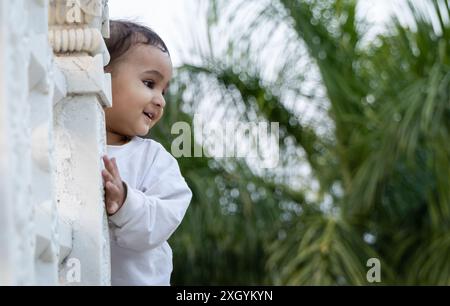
[108,146,192,252]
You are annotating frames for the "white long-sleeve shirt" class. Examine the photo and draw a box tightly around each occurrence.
[106,136,192,286]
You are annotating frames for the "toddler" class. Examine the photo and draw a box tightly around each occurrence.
[101,20,192,286]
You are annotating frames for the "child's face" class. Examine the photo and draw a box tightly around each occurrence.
[105,44,172,144]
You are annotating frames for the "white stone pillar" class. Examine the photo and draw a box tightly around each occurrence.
[50,0,111,285]
[0,0,38,286]
[0,0,76,286]
[29,0,64,286]
[0,0,111,286]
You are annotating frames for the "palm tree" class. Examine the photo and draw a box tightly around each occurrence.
[150,85,306,284]
[151,0,450,285]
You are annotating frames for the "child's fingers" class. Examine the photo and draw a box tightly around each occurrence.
[110,158,120,177]
[106,201,120,215]
[104,182,121,215]
[109,158,120,178]
[105,180,117,191]
[102,169,114,183]
[103,155,115,176]
[102,155,111,168]
[105,181,121,198]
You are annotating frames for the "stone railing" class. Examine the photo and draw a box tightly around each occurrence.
[0,0,111,285]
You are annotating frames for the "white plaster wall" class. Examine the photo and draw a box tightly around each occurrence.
[0,0,14,285]
[0,0,35,285]
[0,0,112,286]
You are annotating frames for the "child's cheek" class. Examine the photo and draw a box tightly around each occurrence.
[156,111,164,123]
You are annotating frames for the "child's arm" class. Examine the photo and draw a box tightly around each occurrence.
[103,150,192,252]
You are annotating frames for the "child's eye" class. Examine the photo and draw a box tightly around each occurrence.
[143,80,155,89]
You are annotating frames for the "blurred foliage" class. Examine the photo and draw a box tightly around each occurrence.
[150,0,450,285]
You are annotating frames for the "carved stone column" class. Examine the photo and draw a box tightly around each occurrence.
[0,0,111,286]
[50,0,111,285]
[0,0,73,285]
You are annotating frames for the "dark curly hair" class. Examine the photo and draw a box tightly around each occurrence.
[104,20,170,71]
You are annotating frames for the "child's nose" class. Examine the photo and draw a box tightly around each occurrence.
[152,96,166,108]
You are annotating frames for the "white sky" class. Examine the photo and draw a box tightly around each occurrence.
[108,0,396,67]
[108,0,201,67]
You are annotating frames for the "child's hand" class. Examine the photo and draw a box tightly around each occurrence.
[102,155,127,215]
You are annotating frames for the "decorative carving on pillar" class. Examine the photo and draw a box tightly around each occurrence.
[48,0,110,64]
[50,0,111,286]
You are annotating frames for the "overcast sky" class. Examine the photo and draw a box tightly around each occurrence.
[108,0,196,66]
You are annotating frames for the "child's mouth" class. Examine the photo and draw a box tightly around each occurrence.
[143,111,155,121]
